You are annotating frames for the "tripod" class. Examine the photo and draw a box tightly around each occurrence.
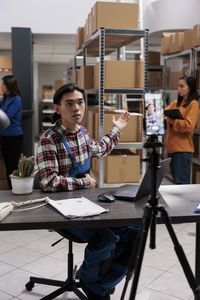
[120,135,200,300]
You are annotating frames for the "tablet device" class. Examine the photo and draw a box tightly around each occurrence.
[164,109,183,120]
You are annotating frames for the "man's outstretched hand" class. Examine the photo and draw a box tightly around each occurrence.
[86,174,96,188]
[112,111,130,131]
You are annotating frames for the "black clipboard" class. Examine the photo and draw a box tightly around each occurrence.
[164,109,183,120]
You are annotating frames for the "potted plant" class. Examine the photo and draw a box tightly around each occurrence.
[10,154,35,194]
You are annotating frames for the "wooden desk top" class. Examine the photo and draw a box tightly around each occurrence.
[0,184,199,231]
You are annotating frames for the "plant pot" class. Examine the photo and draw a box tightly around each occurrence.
[9,175,34,195]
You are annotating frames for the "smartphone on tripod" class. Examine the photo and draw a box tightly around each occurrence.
[143,92,165,136]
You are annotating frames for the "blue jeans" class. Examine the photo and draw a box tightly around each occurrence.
[67,226,139,296]
[168,152,192,184]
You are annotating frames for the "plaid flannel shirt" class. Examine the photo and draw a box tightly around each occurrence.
[37,120,120,192]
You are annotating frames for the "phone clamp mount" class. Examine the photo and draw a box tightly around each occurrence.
[120,134,200,300]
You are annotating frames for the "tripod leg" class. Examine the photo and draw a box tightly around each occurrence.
[195,223,200,300]
[128,206,152,300]
[120,233,140,300]
[160,206,200,298]
[150,209,156,249]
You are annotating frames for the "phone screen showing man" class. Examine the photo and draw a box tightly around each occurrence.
[144,92,165,136]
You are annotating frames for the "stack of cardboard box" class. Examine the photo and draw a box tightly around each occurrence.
[74,1,143,184]
[75,1,138,51]
[161,24,200,55]
[88,106,142,183]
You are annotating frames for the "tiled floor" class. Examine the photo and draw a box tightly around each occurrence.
[0,178,196,300]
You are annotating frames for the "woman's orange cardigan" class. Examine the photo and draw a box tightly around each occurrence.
[164,99,199,153]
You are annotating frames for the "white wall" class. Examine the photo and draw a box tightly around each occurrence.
[2,0,199,36]
[0,0,109,34]
[144,0,200,33]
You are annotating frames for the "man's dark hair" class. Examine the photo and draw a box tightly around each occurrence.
[52,83,85,123]
[177,75,199,107]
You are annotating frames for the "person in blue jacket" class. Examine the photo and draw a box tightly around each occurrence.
[0,75,23,189]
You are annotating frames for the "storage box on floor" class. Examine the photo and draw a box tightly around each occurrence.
[91,149,140,183]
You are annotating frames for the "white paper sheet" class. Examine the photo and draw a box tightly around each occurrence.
[48,197,109,219]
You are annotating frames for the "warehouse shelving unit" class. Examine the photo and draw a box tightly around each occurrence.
[74,28,149,187]
[162,49,194,107]
[162,50,194,168]
[41,98,54,129]
[148,64,163,91]
[192,46,200,183]
[163,47,200,183]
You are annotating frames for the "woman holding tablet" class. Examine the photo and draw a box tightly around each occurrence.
[164,75,199,184]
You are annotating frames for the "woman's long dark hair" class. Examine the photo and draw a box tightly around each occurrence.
[2,75,22,100]
[177,75,199,107]
[52,82,85,123]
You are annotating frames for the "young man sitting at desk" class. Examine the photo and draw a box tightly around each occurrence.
[36,83,139,300]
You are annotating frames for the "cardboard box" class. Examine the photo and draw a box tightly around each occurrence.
[148,52,160,65]
[94,60,144,89]
[172,32,184,53]
[79,65,94,89]
[91,149,140,183]
[161,33,173,55]
[0,56,12,69]
[169,71,184,90]
[55,80,64,91]
[184,29,194,50]
[168,33,176,54]
[95,111,143,142]
[87,105,116,137]
[91,2,138,36]
[87,107,96,137]
[148,71,163,88]
[42,86,53,99]
[76,27,84,50]
[193,24,200,47]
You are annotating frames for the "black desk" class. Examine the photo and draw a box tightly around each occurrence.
[0,184,200,299]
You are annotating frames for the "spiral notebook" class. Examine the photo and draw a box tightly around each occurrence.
[48,197,109,219]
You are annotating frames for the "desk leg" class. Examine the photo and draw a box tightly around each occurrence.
[195,222,200,300]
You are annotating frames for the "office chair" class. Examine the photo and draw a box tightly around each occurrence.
[25,229,88,300]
